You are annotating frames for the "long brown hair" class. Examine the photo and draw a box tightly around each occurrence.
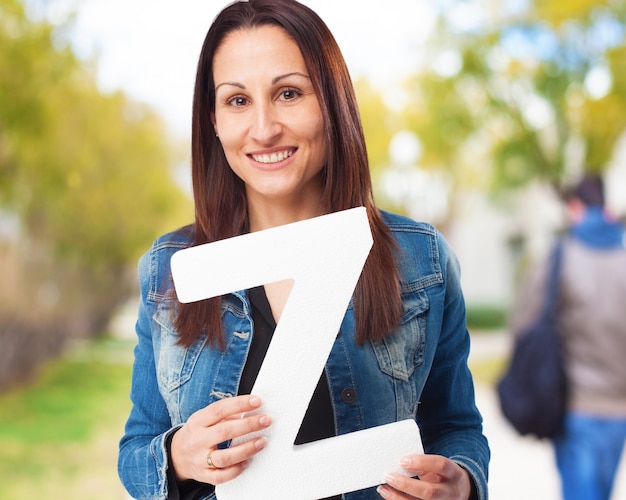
[176,0,402,348]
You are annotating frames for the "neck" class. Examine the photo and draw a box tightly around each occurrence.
[569,206,625,249]
[247,194,325,232]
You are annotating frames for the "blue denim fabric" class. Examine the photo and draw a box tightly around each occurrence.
[554,411,626,500]
[118,211,490,500]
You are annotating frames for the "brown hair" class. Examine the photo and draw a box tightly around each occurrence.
[176,0,402,348]
[565,173,605,207]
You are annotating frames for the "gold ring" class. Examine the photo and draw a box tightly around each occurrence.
[206,450,218,469]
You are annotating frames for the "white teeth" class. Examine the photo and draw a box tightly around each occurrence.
[252,150,292,163]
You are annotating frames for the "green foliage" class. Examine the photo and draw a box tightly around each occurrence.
[404,73,476,170]
[0,0,191,348]
[400,0,626,194]
[354,78,397,174]
[0,0,191,266]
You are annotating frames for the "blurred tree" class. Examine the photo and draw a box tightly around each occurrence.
[354,78,398,176]
[0,0,191,388]
[402,0,626,196]
[353,78,405,211]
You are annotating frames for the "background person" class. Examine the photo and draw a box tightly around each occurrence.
[117,1,489,498]
[511,173,626,500]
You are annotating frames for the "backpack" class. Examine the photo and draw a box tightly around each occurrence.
[497,241,567,439]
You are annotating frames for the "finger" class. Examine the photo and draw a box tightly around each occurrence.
[207,413,273,447]
[400,454,448,477]
[389,456,471,499]
[193,395,264,427]
[376,483,412,500]
[203,458,249,486]
[202,437,268,485]
[208,435,268,470]
[383,473,429,498]
[382,472,452,499]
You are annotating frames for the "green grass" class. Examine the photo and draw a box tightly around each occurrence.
[0,337,134,499]
[465,305,508,331]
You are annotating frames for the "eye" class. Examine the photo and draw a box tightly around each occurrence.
[279,87,303,101]
[226,95,249,107]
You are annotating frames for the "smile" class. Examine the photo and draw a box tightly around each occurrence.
[250,149,294,164]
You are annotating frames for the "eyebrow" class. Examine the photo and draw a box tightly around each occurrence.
[272,72,310,84]
[214,72,310,92]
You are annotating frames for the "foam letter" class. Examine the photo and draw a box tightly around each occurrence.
[171,207,422,500]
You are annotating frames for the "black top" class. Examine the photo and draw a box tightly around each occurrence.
[168,287,340,499]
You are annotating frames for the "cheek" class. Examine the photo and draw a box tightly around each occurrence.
[300,113,326,155]
[215,135,244,178]
[311,121,328,163]
[214,120,241,156]
[214,111,240,141]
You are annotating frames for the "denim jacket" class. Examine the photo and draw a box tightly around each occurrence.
[118,211,490,500]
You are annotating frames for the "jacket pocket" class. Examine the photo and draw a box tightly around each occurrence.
[370,288,428,381]
[154,298,206,394]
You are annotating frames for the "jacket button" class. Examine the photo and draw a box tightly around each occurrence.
[341,387,357,403]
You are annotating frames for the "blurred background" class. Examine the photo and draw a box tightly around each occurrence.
[1,0,625,498]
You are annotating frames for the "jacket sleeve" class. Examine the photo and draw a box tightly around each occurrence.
[417,233,490,500]
[118,249,180,500]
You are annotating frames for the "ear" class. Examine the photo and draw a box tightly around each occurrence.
[566,198,585,223]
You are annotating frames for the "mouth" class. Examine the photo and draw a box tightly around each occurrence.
[250,149,295,164]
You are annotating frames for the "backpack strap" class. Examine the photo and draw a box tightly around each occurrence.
[543,239,564,323]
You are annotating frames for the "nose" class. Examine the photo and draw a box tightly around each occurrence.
[249,102,281,144]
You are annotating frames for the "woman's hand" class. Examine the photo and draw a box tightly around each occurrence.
[170,395,272,485]
[377,454,473,499]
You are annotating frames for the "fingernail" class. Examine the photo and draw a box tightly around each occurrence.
[255,437,267,450]
[377,485,390,498]
[400,457,411,467]
[259,415,272,426]
[384,472,401,486]
[249,396,261,407]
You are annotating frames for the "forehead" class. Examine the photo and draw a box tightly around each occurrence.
[213,25,308,81]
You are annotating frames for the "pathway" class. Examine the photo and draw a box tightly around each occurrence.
[470,332,626,499]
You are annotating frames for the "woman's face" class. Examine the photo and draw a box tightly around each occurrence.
[211,26,327,215]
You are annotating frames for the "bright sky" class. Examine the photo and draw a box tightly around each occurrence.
[69,0,437,136]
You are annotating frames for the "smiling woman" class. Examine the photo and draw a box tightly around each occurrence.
[211,27,328,230]
[117,1,489,499]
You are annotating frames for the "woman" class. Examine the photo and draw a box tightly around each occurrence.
[118,1,490,499]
